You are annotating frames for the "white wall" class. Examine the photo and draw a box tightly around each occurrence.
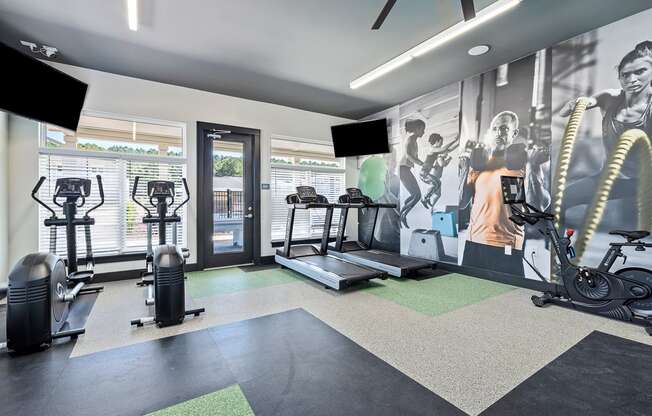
[7,62,353,273]
[0,111,8,280]
[7,116,40,269]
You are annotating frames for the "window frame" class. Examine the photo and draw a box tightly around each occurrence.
[269,134,346,243]
[37,110,188,261]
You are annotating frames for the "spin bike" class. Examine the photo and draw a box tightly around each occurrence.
[500,176,652,335]
[130,177,204,327]
[5,176,104,352]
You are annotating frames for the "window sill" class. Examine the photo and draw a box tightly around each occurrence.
[270,236,346,248]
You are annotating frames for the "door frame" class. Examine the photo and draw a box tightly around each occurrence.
[196,121,261,269]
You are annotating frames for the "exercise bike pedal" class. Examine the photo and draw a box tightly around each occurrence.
[532,293,553,307]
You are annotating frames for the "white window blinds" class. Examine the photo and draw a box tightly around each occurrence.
[270,138,345,241]
[38,154,187,257]
[38,114,187,259]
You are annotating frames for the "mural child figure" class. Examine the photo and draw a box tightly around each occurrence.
[460,111,528,275]
[420,133,460,211]
[558,40,652,226]
[399,119,426,228]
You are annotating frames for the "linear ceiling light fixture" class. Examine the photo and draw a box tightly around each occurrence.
[350,0,521,89]
[127,0,138,31]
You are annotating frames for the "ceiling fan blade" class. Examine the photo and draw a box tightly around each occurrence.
[461,0,476,21]
[372,0,398,30]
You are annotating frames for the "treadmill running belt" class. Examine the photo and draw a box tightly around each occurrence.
[349,250,433,269]
[300,255,382,279]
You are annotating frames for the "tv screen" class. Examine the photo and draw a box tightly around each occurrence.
[331,118,389,158]
[0,42,88,131]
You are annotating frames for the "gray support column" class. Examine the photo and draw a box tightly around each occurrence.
[0,112,8,279]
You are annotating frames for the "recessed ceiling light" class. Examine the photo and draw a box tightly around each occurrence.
[468,45,491,56]
[127,0,138,31]
[350,0,521,89]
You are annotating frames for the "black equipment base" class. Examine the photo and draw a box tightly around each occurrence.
[532,292,652,335]
[130,308,205,328]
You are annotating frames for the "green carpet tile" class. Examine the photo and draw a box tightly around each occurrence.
[363,273,515,317]
[186,267,301,298]
[147,385,254,416]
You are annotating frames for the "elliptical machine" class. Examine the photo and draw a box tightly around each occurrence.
[130,176,204,327]
[4,176,104,352]
[500,176,652,335]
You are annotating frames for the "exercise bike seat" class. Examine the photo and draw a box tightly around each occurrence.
[68,270,95,284]
[609,230,650,242]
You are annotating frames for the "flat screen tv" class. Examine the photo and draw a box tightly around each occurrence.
[0,42,88,131]
[331,118,389,158]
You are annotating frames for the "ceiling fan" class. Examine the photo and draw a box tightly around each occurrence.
[372,0,477,30]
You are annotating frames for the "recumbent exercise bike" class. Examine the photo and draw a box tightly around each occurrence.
[4,176,104,352]
[500,175,652,335]
[130,177,204,327]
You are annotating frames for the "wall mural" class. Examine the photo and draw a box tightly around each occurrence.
[358,107,401,253]
[361,7,652,283]
[398,83,461,263]
[551,10,652,273]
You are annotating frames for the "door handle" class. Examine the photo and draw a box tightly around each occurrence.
[245,213,254,219]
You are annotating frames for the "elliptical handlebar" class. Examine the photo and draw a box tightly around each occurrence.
[173,178,190,217]
[131,176,152,217]
[31,176,57,218]
[85,175,105,217]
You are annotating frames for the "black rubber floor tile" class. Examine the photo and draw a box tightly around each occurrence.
[214,309,465,416]
[480,331,652,416]
[48,329,236,416]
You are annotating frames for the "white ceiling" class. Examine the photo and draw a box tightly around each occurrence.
[0,0,650,118]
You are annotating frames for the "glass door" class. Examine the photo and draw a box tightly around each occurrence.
[198,123,259,268]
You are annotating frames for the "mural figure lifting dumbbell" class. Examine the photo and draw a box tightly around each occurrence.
[459,111,547,275]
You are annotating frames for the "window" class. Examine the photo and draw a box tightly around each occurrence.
[38,113,187,258]
[270,137,346,241]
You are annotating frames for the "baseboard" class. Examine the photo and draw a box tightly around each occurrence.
[257,255,276,265]
[438,262,557,292]
[93,269,141,283]
[92,257,554,292]
[94,263,201,283]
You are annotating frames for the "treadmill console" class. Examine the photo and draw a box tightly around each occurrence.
[148,180,175,198]
[54,178,92,198]
[295,186,318,202]
[339,187,372,204]
[286,186,329,204]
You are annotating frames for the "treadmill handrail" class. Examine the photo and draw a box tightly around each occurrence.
[291,202,333,209]
[367,203,396,208]
[334,202,396,209]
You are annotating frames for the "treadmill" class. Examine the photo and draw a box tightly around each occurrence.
[274,186,386,290]
[328,188,437,277]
